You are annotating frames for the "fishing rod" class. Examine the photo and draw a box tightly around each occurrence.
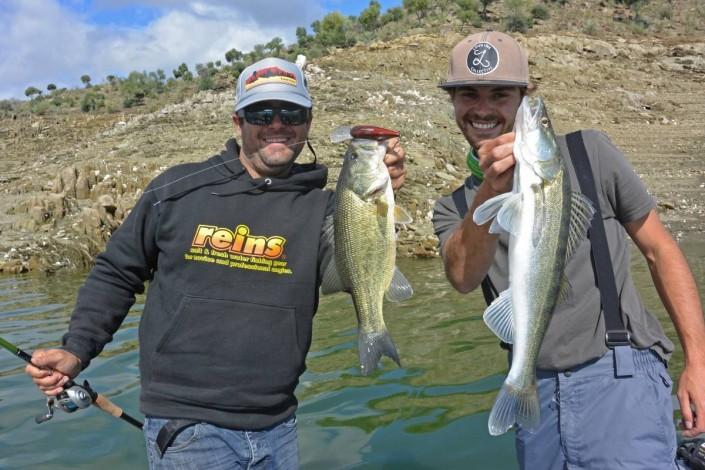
[0,335,143,430]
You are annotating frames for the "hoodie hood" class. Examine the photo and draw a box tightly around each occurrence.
[152,138,328,204]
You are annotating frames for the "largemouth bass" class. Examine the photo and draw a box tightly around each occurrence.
[322,128,413,376]
[473,96,594,435]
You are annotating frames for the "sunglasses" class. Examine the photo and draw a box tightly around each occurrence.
[240,105,310,126]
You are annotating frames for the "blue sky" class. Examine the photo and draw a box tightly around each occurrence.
[0,0,402,100]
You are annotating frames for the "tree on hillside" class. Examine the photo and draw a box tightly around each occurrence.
[265,37,285,57]
[296,26,312,47]
[80,92,105,112]
[504,0,532,32]
[403,0,429,22]
[225,48,243,63]
[195,63,215,91]
[121,71,159,107]
[359,0,382,30]
[380,6,404,25]
[173,63,193,81]
[25,86,41,100]
[246,44,267,64]
[47,83,57,92]
[313,12,352,47]
[479,0,496,19]
[80,74,91,87]
[106,75,120,88]
[456,0,481,25]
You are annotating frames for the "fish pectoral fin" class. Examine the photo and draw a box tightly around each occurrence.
[385,267,414,302]
[320,216,346,295]
[483,288,514,344]
[489,218,507,235]
[566,191,596,259]
[472,192,514,226]
[376,198,389,217]
[497,193,523,236]
[320,258,347,294]
[393,205,413,225]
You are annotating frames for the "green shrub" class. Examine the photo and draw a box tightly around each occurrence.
[531,4,550,20]
[380,6,404,24]
[504,0,532,32]
[198,76,215,91]
[582,19,597,35]
[80,92,105,112]
[505,13,532,32]
[33,100,53,115]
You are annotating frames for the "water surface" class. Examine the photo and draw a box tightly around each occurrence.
[0,239,702,469]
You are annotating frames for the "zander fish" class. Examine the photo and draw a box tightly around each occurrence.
[322,126,413,376]
[473,96,594,436]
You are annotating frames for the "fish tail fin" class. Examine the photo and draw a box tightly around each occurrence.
[488,382,540,436]
[358,330,401,376]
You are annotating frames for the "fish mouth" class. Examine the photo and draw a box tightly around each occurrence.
[365,180,387,198]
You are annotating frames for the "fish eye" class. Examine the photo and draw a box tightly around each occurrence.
[540,117,549,127]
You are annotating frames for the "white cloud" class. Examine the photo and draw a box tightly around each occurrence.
[0,0,326,100]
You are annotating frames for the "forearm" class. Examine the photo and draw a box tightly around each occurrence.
[442,183,501,293]
[647,239,705,366]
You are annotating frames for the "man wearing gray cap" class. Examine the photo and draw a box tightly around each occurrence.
[433,31,705,469]
[25,57,406,469]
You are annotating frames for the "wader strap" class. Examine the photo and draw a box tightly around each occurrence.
[156,419,200,457]
[451,185,499,306]
[452,184,508,350]
[566,131,634,377]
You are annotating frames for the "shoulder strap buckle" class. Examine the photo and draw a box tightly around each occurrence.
[605,330,631,347]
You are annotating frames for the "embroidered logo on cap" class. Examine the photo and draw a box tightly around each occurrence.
[466,42,500,76]
[244,66,297,90]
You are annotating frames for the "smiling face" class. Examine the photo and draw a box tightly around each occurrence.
[233,100,313,178]
[450,85,524,149]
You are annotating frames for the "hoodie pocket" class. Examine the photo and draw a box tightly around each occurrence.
[150,295,302,408]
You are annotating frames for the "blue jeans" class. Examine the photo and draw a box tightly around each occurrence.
[143,416,299,470]
[515,349,678,470]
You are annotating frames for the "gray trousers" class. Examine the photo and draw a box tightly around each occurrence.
[515,348,678,470]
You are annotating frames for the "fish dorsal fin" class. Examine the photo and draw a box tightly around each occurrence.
[472,192,513,226]
[330,126,353,143]
[565,191,595,260]
[394,204,413,225]
[483,288,514,344]
[385,266,413,302]
[496,193,523,236]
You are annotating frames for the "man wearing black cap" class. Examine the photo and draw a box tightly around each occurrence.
[25,57,406,469]
[433,31,705,469]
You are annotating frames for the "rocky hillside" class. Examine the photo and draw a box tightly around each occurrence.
[1,3,704,274]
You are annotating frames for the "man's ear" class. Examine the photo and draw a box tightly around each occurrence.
[232,113,243,135]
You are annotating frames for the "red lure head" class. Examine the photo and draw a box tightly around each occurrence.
[350,125,400,141]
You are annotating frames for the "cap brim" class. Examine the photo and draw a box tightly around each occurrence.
[235,91,312,112]
[438,79,529,89]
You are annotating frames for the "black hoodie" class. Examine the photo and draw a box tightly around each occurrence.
[63,139,333,429]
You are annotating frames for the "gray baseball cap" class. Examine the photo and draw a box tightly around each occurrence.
[439,31,529,89]
[234,57,312,112]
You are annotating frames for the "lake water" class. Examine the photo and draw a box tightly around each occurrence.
[1,239,703,469]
